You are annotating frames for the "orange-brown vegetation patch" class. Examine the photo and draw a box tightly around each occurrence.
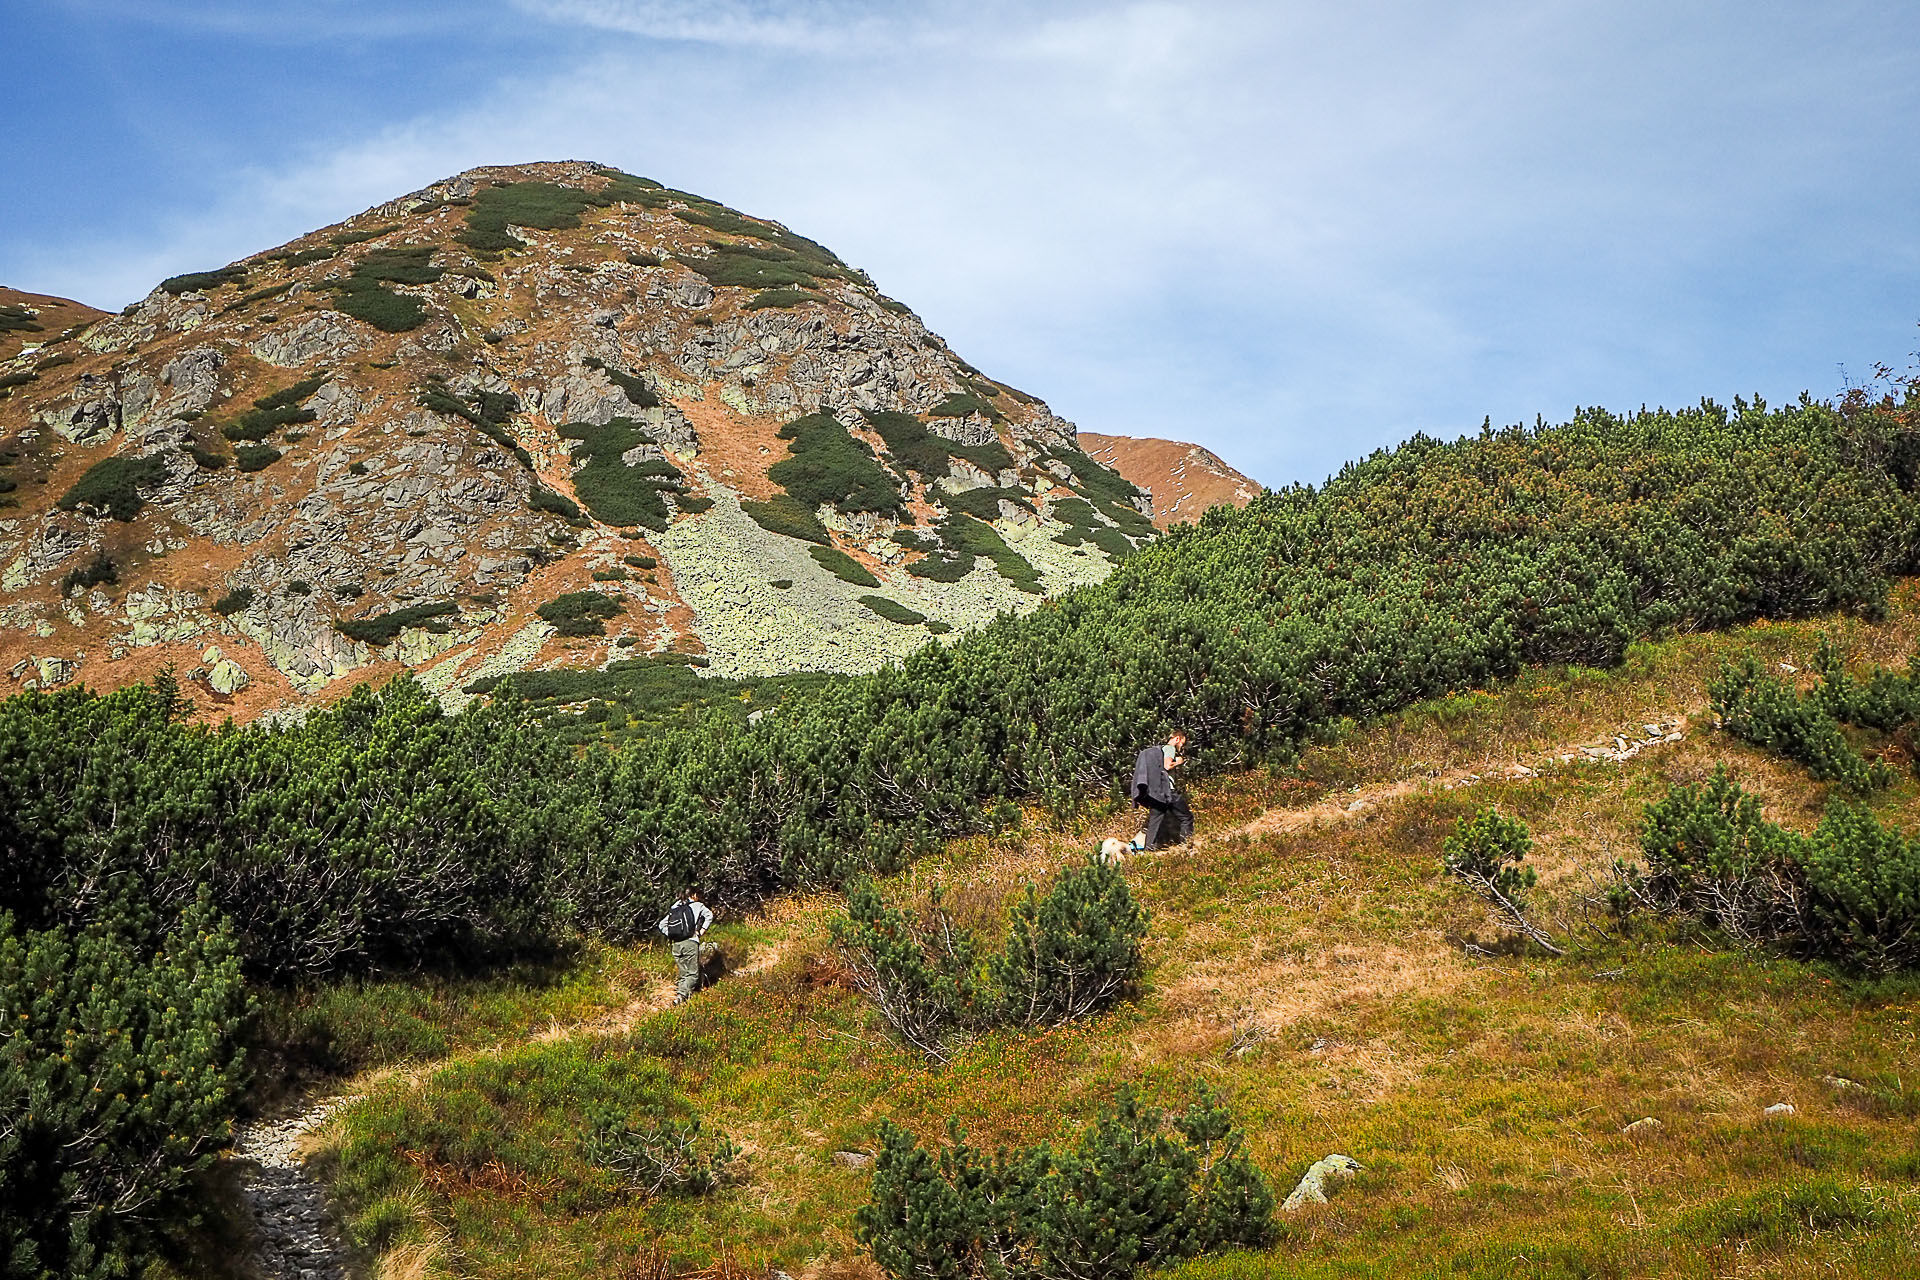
[0,286,109,363]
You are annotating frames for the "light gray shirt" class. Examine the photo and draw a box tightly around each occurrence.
[658,899,714,938]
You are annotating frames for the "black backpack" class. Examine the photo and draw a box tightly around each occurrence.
[663,900,698,942]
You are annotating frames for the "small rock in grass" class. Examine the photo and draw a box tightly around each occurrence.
[1764,1102,1796,1117]
[1282,1153,1362,1211]
[1622,1116,1662,1135]
[1823,1075,1867,1094]
[832,1149,873,1169]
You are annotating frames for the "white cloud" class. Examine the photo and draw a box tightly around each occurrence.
[7,1,1917,485]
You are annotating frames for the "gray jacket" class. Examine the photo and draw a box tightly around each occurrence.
[1132,745,1174,806]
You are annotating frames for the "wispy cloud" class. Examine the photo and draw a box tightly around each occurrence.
[6,1,1917,485]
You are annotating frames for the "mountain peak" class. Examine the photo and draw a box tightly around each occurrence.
[0,165,1233,722]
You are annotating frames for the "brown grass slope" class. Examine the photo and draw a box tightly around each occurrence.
[1079,431,1260,527]
[247,585,1920,1280]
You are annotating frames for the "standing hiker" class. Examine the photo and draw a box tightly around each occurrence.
[658,888,714,1004]
[1132,730,1194,849]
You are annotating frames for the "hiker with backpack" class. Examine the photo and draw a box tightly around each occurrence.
[658,889,714,1004]
[1132,729,1194,850]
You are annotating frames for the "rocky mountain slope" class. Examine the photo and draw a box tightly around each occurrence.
[0,161,1217,720]
[0,287,108,363]
[1078,431,1259,527]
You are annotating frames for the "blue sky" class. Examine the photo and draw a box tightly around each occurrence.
[3,1,1916,487]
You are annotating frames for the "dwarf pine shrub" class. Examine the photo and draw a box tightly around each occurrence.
[1709,655,1892,790]
[1629,766,1920,972]
[742,494,831,544]
[770,411,905,516]
[537,591,624,637]
[56,454,169,521]
[0,899,247,1278]
[811,544,881,587]
[861,595,928,626]
[993,853,1146,1025]
[856,1087,1273,1280]
[334,601,458,646]
[560,418,683,529]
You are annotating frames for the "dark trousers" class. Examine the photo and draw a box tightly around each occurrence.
[1142,793,1193,849]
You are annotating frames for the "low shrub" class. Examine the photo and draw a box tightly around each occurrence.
[907,512,1041,593]
[585,1113,740,1198]
[211,586,255,616]
[742,494,831,544]
[0,901,247,1277]
[623,554,657,570]
[592,568,629,582]
[834,855,1147,1061]
[458,181,598,255]
[1623,766,1920,973]
[0,303,41,333]
[335,601,459,646]
[324,246,443,332]
[992,854,1147,1025]
[561,418,683,529]
[159,265,246,295]
[626,251,661,267]
[537,591,624,637]
[861,595,927,625]
[770,412,904,516]
[928,390,1000,422]
[939,485,1032,522]
[1710,655,1891,790]
[219,373,328,442]
[1443,808,1563,954]
[34,352,73,372]
[580,357,660,409]
[746,288,824,309]
[234,444,282,472]
[857,1088,1273,1279]
[60,552,117,596]
[811,544,881,587]
[0,370,36,392]
[56,454,170,521]
[329,224,399,247]
[684,241,829,292]
[530,485,584,522]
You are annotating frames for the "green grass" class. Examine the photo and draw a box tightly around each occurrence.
[741,494,831,544]
[335,601,459,646]
[56,454,169,521]
[810,544,881,587]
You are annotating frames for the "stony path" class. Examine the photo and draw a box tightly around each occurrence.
[233,1095,361,1280]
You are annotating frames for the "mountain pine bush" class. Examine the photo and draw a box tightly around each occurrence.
[1628,766,1920,972]
[56,455,169,522]
[0,898,246,1278]
[855,1088,1272,1280]
[992,854,1146,1026]
[1709,655,1894,790]
[770,412,905,516]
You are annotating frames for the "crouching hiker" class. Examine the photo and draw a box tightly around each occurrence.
[1132,729,1194,850]
[658,888,714,1004]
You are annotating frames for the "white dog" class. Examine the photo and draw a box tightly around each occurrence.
[1098,837,1130,865]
